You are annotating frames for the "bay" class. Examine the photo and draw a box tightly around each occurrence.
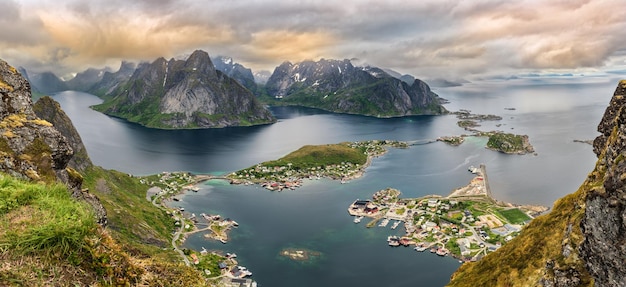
[52,75,619,286]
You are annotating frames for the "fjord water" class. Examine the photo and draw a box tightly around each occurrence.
[53,76,618,286]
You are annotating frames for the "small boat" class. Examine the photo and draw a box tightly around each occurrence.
[379,218,390,227]
[353,216,363,223]
[387,235,400,247]
[391,221,401,229]
[414,246,427,252]
[436,248,448,256]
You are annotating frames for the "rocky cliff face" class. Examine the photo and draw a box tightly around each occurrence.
[213,56,257,94]
[580,80,626,287]
[19,69,68,94]
[33,96,93,172]
[0,58,106,225]
[92,50,275,129]
[87,61,136,96]
[447,81,626,287]
[265,59,447,117]
[66,67,110,91]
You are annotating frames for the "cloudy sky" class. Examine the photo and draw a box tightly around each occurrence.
[2,0,626,80]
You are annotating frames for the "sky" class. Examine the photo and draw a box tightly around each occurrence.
[2,0,626,80]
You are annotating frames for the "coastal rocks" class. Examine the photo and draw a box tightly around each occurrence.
[580,79,626,287]
[279,248,322,263]
[486,133,535,155]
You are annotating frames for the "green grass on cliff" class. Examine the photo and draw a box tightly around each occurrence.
[0,172,207,286]
[264,143,367,169]
[0,174,96,257]
[447,179,595,287]
[81,166,177,260]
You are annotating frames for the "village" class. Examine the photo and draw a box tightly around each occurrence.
[143,171,257,287]
[348,165,548,262]
[227,140,409,191]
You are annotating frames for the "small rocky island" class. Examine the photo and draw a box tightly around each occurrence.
[279,248,323,263]
[437,110,535,155]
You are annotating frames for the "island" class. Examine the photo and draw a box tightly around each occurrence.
[348,165,547,262]
[227,140,408,190]
[437,110,535,155]
[279,248,323,263]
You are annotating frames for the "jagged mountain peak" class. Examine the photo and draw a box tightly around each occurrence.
[92,49,275,129]
[183,50,216,77]
[265,58,447,117]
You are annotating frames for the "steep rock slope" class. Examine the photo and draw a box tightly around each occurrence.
[580,80,626,287]
[1,58,208,286]
[33,96,93,172]
[93,50,275,129]
[265,59,447,117]
[87,61,136,96]
[448,81,626,287]
[0,60,73,183]
[20,70,68,94]
[213,55,258,94]
[1,58,106,224]
[66,67,110,91]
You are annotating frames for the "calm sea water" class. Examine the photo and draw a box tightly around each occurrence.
[53,76,619,286]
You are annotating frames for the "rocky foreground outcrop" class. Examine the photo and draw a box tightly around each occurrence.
[0,58,106,225]
[580,80,626,287]
[33,96,93,172]
[447,81,626,287]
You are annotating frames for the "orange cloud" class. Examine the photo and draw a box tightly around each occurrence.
[244,29,338,65]
[38,10,235,67]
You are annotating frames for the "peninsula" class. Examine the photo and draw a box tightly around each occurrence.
[227,140,408,190]
[348,165,547,261]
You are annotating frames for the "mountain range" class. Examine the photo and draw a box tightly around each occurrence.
[91,50,276,129]
[20,51,448,125]
[265,58,448,117]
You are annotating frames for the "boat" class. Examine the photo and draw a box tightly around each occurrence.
[391,220,401,229]
[379,218,390,227]
[436,248,449,256]
[387,235,400,246]
[353,216,363,223]
[414,246,427,252]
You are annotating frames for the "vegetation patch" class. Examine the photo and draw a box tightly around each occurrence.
[497,208,531,224]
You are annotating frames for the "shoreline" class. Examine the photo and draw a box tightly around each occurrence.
[227,140,401,191]
[348,164,548,262]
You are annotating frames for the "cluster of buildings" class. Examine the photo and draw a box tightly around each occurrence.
[229,140,409,190]
[348,188,531,261]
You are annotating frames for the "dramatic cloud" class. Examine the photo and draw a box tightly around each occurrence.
[2,0,625,79]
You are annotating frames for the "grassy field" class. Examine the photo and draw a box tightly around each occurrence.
[264,143,367,169]
[498,208,531,224]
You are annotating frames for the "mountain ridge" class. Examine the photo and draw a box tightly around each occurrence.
[92,50,276,129]
[264,58,448,117]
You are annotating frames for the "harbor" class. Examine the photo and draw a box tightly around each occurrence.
[348,164,548,262]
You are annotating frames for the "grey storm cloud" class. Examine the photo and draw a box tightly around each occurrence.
[1,0,626,79]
